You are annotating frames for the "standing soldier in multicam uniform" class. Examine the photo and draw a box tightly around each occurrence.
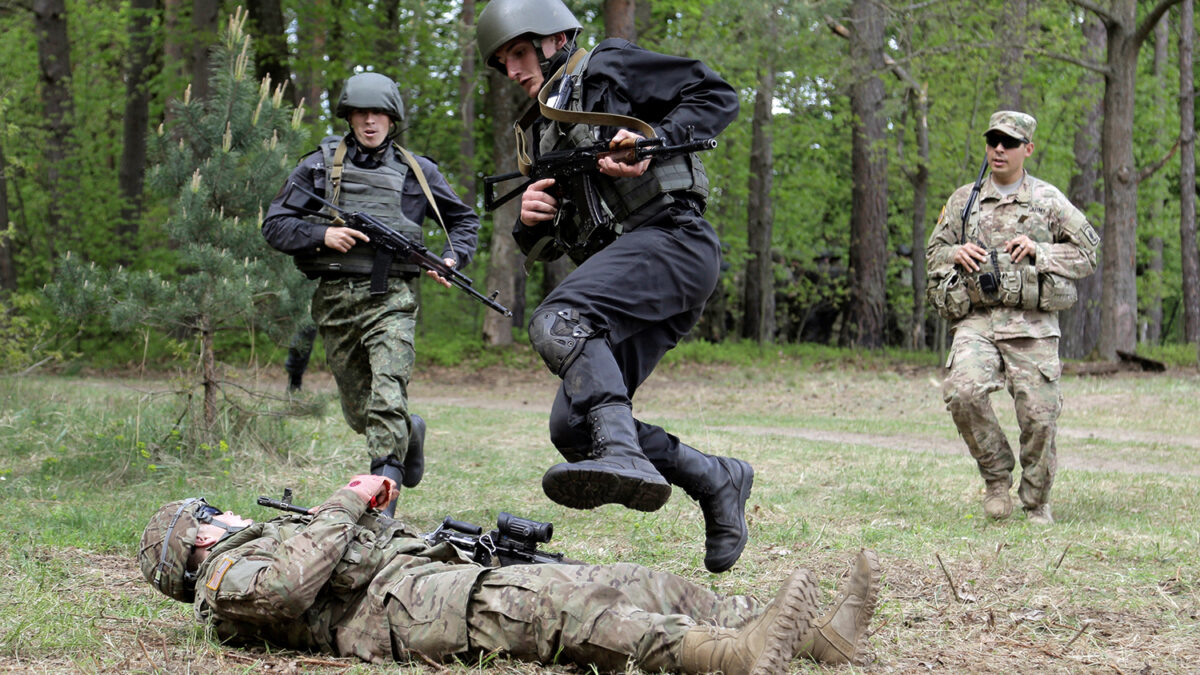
[138,478,881,673]
[262,73,479,514]
[474,0,753,575]
[926,111,1100,525]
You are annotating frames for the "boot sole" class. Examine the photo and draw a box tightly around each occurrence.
[751,569,821,675]
[542,462,672,512]
[704,458,754,573]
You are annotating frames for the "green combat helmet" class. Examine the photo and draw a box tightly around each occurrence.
[138,498,216,602]
[335,72,405,124]
[476,0,582,71]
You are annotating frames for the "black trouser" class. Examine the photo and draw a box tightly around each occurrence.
[541,205,721,467]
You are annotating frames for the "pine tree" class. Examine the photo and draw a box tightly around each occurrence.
[48,8,311,433]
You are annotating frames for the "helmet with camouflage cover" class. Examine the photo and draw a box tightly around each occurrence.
[476,0,582,72]
[335,72,405,123]
[138,498,214,603]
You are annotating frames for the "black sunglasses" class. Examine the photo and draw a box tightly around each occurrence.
[986,134,1025,150]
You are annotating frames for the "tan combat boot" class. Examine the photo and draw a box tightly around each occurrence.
[1025,504,1053,525]
[797,549,881,665]
[983,479,1013,520]
[679,568,819,675]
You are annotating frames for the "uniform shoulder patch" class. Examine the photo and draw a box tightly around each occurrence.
[1082,223,1100,247]
[206,556,235,592]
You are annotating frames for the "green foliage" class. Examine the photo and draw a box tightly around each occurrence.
[0,292,63,374]
[47,10,313,354]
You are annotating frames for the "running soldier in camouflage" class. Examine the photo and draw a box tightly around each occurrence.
[262,73,477,511]
[926,111,1099,525]
[139,479,881,673]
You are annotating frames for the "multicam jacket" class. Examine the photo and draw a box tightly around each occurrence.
[193,489,486,663]
[926,172,1099,339]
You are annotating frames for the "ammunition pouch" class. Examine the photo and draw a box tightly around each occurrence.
[927,267,971,321]
[1037,273,1078,312]
[961,250,1038,311]
[930,251,1079,320]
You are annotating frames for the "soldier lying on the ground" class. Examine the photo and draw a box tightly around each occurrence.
[139,475,880,674]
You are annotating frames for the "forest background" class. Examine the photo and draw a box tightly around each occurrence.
[0,0,1198,378]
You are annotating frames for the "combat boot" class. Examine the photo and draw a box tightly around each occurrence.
[401,414,426,488]
[679,568,820,675]
[983,479,1013,520]
[369,457,405,518]
[667,447,754,573]
[797,549,880,665]
[542,403,671,512]
[1025,504,1053,525]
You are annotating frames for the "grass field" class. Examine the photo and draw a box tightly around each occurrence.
[1,355,1197,673]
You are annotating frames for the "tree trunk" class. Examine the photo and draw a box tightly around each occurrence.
[458,0,477,206]
[1097,1,1143,359]
[908,91,930,350]
[482,69,522,346]
[117,0,158,258]
[1142,17,1170,345]
[201,316,217,431]
[33,0,73,250]
[190,0,221,101]
[845,0,888,348]
[1144,236,1163,343]
[994,0,1027,108]
[295,1,328,125]
[1061,15,1106,359]
[0,139,14,292]
[742,64,776,343]
[246,0,297,107]
[1180,0,1199,344]
[604,0,636,40]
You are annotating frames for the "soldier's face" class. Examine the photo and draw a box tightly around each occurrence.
[986,133,1033,185]
[495,34,566,99]
[349,109,392,149]
[195,511,253,548]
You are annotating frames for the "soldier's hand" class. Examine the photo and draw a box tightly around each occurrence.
[953,242,989,272]
[1004,235,1037,264]
[598,129,651,178]
[521,178,559,225]
[345,474,399,509]
[324,226,370,253]
[425,258,456,289]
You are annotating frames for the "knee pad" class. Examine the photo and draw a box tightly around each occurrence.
[528,307,593,375]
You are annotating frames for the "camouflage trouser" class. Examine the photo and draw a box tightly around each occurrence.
[311,276,418,464]
[465,562,765,672]
[942,328,1062,509]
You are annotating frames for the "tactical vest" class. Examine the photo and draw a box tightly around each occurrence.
[929,186,1077,319]
[294,136,423,278]
[526,49,709,261]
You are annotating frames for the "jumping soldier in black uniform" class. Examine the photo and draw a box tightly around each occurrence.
[476,0,752,573]
[262,72,478,515]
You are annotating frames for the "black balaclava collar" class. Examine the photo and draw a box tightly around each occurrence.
[537,38,576,81]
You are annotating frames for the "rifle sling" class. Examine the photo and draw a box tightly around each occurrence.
[516,48,657,176]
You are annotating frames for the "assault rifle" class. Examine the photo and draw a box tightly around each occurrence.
[257,490,576,567]
[257,488,312,515]
[424,513,578,567]
[482,133,718,212]
[285,182,512,317]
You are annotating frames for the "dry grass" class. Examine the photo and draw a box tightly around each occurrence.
[1,361,1197,673]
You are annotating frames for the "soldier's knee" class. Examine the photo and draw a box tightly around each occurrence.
[529,307,593,375]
